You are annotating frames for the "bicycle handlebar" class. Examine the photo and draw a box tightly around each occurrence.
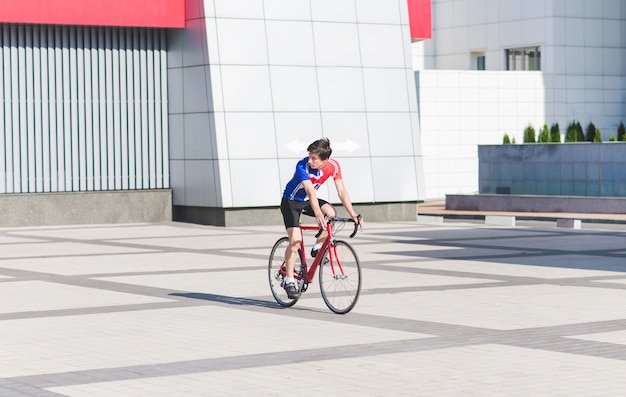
[314,214,362,238]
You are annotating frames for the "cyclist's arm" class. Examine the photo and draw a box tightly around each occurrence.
[302,180,325,227]
[334,178,362,225]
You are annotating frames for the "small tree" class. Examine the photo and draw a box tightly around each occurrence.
[538,124,550,142]
[586,122,596,142]
[565,121,585,142]
[592,127,602,142]
[502,133,511,144]
[550,123,561,143]
[610,134,617,142]
[618,122,626,141]
[523,124,536,143]
[576,121,585,141]
[565,121,579,142]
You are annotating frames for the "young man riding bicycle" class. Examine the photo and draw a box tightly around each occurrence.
[280,138,362,299]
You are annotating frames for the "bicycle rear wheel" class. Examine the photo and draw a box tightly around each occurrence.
[319,240,361,314]
[268,237,299,307]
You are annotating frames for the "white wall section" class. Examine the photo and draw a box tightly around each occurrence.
[169,0,425,212]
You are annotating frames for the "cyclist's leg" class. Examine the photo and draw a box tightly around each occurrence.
[284,227,302,278]
[302,199,333,256]
[280,198,306,298]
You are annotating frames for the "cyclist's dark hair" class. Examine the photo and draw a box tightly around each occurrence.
[307,138,332,160]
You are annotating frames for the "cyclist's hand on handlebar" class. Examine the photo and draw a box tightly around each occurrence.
[352,213,363,229]
[349,214,362,238]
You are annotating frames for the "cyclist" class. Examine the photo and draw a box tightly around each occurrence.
[280,137,362,298]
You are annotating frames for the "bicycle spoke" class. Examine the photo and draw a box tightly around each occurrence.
[268,237,299,307]
[319,240,361,314]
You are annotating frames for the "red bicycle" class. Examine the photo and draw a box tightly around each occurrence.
[268,216,362,314]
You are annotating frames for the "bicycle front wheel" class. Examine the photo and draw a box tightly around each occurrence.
[268,237,299,307]
[319,240,361,314]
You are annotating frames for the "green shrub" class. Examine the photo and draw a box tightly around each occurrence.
[618,122,626,141]
[538,124,550,142]
[502,133,511,144]
[592,127,602,142]
[523,124,536,143]
[576,122,585,141]
[586,122,596,142]
[610,135,617,142]
[565,121,578,142]
[550,123,561,143]
[565,120,585,142]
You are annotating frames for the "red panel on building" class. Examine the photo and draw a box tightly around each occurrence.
[407,0,432,40]
[0,0,185,28]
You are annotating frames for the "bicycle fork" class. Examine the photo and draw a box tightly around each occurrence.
[327,242,348,280]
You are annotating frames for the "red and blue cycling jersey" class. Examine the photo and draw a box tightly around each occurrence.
[283,157,342,201]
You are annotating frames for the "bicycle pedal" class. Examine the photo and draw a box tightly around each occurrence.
[297,275,308,291]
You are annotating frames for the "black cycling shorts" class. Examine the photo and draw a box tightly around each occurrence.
[280,197,329,229]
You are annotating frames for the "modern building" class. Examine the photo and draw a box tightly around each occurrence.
[0,0,433,227]
[413,0,626,199]
[169,0,432,225]
[6,0,620,227]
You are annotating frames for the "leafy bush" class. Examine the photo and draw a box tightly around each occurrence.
[550,123,561,143]
[618,122,626,141]
[523,124,536,143]
[502,133,511,144]
[610,135,617,142]
[538,124,550,142]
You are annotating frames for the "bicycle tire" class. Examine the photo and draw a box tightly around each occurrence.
[268,237,299,307]
[319,240,361,314]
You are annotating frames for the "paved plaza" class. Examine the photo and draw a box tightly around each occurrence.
[1,218,626,396]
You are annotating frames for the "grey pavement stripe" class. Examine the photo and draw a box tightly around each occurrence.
[0,301,193,321]
[0,379,64,397]
[0,253,625,321]
[0,337,522,389]
[10,324,626,390]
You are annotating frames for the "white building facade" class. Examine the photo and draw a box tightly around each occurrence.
[6,0,623,226]
[0,0,430,227]
[414,0,626,199]
[169,0,427,225]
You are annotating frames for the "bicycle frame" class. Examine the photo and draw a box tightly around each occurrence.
[298,220,342,283]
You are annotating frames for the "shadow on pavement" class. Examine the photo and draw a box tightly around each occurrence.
[171,292,282,309]
[369,227,626,273]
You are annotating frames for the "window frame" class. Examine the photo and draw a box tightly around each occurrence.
[505,46,541,71]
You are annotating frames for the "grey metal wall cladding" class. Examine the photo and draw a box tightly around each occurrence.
[0,24,169,193]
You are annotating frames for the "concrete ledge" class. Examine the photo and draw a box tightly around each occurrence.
[446,194,626,214]
[174,202,419,227]
[0,190,172,227]
[417,215,444,224]
[557,219,581,229]
[485,215,516,226]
